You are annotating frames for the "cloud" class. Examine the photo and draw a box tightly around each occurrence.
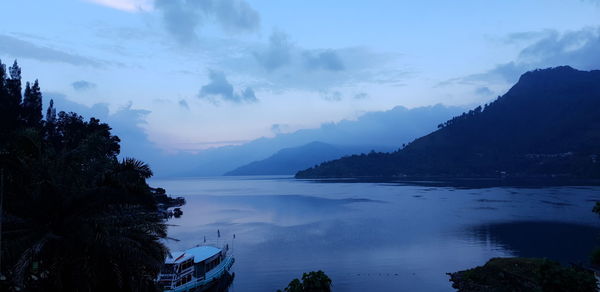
[502,30,553,45]
[199,70,258,104]
[473,27,600,83]
[581,0,600,5]
[253,31,292,71]
[303,50,345,71]
[154,0,200,45]
[203,0,260,34]
[84,0,153,12]
[223,31,404,91]
[0,35,103,67]
[474,86,493,96]
[253,32,346,73]
[178,99,190,109]
[72,80,97,91]
[270,123,289,135]
[354,92,368,100]
[154,0,260,45]
[45,92,110,119]
[322,91,342,102]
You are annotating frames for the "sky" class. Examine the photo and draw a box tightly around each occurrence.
[1,0,599,152]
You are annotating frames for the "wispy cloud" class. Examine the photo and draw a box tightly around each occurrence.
[303,50,345,71]
[253,31,346,73]
[0,34,103,67]
[253,31,292,71]
[72,80,97,91]
[474,86,493,97]
[322,91,342,102]
[199,70,258,104]
[472,27,600,83]
[154,0,260,45]
[84,0,153,12]
[354,92,369,100]
[178,99,190,109]
[222,31,406,91]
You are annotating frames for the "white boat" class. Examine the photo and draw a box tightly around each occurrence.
[157,244,234,292]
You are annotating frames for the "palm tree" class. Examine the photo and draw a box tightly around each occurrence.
[1,80,170,291]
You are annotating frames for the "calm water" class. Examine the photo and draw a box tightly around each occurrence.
[150,176,600,292]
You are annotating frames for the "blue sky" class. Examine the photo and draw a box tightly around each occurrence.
[1,0,599,152]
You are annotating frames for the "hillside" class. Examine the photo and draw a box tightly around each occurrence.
[296,66,600,179]
[225,142,391,175]
[158,104,462,177]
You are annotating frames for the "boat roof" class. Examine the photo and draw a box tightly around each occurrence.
[186,246,221,263]
[165,246,221,264]
[165,251,193,264]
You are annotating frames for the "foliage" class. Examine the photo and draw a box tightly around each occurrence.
[448,257,597,292]
[593,201,600,216]
[591,202,600,266]
[277,270,332,292]
[0,60,172,291]
[297,66,600,179]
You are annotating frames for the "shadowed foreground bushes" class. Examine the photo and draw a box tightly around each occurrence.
[277,270,332,292]
[448,257,596,292]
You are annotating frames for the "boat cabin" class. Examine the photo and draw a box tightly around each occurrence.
[158,246,226,290]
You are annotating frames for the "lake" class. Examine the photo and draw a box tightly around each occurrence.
[150,176,600,292]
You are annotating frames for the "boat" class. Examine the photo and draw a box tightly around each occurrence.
[157,244,235,292]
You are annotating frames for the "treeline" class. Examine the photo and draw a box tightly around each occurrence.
[297,66,600,179]
[0,60,173,291]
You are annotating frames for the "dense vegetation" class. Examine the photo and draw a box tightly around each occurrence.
[447,257,596,292]
[277,270,332,292]
[0,60,175,291]
[297,66,600,179]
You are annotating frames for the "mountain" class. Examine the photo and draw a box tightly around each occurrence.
[225,142,393,175]
[296,66,600,179]
[160,104,463,177]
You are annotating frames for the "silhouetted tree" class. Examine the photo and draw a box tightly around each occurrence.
[278,271,332,292]
[0,60,20,134]
[22,79,43,127]
[1,60,172,292]
[6,61,22,117]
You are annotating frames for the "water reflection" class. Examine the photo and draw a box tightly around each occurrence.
[466,221,600,264]
[205,272,235,292]
[151,176,600,292]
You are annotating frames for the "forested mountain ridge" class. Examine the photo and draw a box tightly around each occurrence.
[225,142,393,175]
[296,66,600,179]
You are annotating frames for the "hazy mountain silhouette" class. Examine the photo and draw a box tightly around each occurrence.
[297,66,600,179]
[162,104,464,177]
[225,142,393,175]
[44,94,462,177]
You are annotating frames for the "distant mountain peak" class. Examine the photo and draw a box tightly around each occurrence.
[516,66,596,86]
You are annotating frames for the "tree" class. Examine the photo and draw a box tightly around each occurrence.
[591,202,600,266]
[44,99,57,141]
[45,99,56,124]
[0,60,6,99]
[278,271,332,292]
[22,80,43,127]
[6,60,22,109]
[0,60,21,134]
[1,61,172,292]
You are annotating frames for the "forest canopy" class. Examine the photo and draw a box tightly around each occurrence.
[0,60,174,291]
